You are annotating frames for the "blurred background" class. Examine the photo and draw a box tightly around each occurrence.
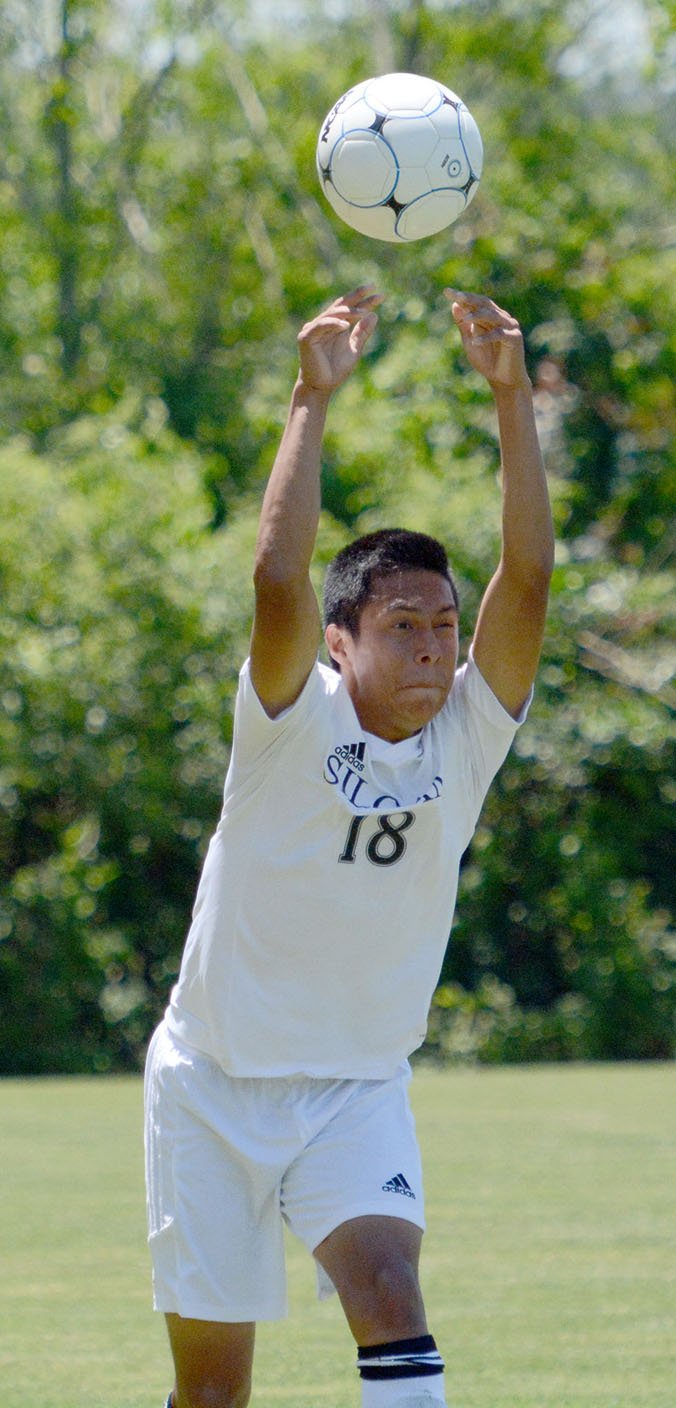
[0,0,673,1074]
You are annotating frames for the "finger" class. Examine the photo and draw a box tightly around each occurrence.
[340,284,381,305]
[349,311,379,350]
[453,308,518,341]
[309,298,381,333]
[444,287,477,312]
[444,288,513,324]
[331,305,378,323]
[464,315,519,341]
[333,300,384,326]
[443,289,482,330]
[469,328,518,346]
[316,317,353,331]
[299,316,352,339]
[333,293,384,319]
[444,287,491,309]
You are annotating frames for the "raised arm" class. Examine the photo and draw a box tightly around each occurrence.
[444,289,555,719]
[250,286,381,717]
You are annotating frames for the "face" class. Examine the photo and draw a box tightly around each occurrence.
[325,569,459,742]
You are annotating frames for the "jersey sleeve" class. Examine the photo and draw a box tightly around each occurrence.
[446,646,532,823]
[228,656,325,773]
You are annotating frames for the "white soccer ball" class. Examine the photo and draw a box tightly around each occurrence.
[316,72,483,243]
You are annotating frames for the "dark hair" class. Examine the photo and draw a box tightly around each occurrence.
[323,528,458,669]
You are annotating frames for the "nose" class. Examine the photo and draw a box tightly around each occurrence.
[415,629,442,665]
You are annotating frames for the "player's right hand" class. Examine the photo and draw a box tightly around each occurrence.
[297,286,382,394]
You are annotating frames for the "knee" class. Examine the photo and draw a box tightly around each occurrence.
[166,1314,254,1408]
[369,1255,425,1332]
[174,1375,252,1408]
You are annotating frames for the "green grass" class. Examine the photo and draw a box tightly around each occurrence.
[2,1063,675,1408]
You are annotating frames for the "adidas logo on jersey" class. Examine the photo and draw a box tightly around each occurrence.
[382,1172,416,1198]
[334,741,366,773]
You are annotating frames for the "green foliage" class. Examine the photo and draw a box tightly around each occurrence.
[0,410,253,1069]
[425,979,595,1064]
[0,0,674,1069]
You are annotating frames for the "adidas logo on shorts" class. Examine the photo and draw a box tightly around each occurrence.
[382,1172,416,1198]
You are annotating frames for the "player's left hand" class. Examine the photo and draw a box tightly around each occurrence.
[444,289,531,390]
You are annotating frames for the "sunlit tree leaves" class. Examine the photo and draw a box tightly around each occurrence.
[0,0,673,1066]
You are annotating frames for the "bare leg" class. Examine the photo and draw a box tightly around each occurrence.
[314,1215,427,1345]
[165,1314,255,1408]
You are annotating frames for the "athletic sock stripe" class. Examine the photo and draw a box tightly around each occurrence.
[357,1334,444,1380]
[359,1363,444,1380]
[358,1335,438,1359]
[357,1354,444,1369]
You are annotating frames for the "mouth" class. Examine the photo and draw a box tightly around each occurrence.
[401,682,444,692]
[398,684,446,708]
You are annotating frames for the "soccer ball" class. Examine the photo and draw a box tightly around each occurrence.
[316,72,483,243]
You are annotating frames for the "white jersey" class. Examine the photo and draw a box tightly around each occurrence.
[166,651,529,1079]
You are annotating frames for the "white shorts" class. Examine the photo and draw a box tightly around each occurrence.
[144,1021,425,1322]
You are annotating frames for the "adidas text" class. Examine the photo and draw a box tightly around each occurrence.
[334,742,366,773]
[382,1173,416,1198]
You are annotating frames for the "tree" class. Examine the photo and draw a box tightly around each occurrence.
[0,406,253,1070]
[0,0,673,1068]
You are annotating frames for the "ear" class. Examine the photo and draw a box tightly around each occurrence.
[325,623,349,669]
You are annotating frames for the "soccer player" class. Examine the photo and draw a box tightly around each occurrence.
[144,285,554,1408]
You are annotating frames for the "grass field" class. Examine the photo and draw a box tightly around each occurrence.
[2,1062,675,1408]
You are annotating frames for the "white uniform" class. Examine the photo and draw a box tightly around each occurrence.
[166,649,528,1078]
[145,650,529,1320]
